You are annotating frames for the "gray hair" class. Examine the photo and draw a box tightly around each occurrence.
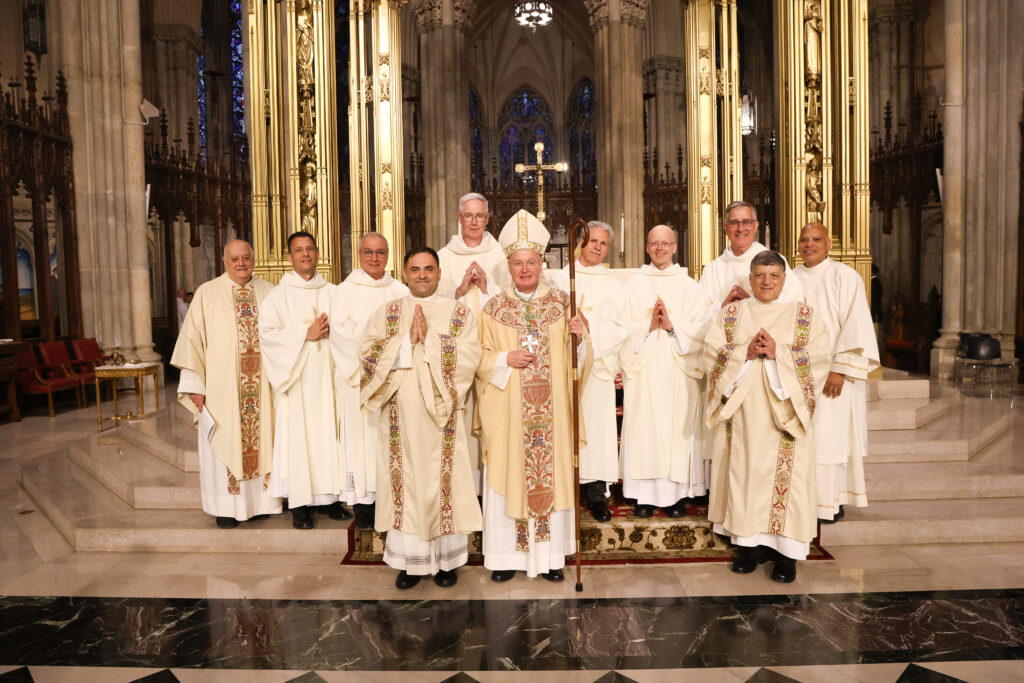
[458,192,489,213]
[222,239,254,259]
[586,220,615,244]
[723,200,758,222]
[750,250,786,272]
[360,232,389,248]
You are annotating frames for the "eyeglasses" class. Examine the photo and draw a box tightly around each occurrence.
[646,241,676,249]
[361,249,387,257]
[724,219,757,229]
[460,213,489,223]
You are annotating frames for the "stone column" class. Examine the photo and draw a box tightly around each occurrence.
[644,56,685,176]
[586,0,648,266]
[932,0,1024,377]
[417,0,475,250]
[51,0,157,360]
[149,24,203,145]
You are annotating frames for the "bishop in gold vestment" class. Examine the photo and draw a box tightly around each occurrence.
[475,210,592,582]
[704,250,831,582]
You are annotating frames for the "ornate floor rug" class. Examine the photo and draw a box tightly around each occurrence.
[342,485,832,566]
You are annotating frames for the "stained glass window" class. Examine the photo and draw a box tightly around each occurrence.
[469,88,484,190]
[197,51,207,155]
[230,0,245,139]
[566,78,596,189]
[497,87,553,188]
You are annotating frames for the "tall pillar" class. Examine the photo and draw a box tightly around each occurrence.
[932,0,1024,376]
[682,0,740,276]
[775,0,870,283]
[586,0,647,267]
[245,0,343,284]
[643,0,686,175]
[51,0,157,359]
[417,0,474,250]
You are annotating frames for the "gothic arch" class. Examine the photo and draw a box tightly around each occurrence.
[565,77,597,189]
[496,86,555,188]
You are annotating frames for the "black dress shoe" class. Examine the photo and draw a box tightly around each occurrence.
[247,514,270,522]
[395,571,421,590]
[664,499,689,518]
[320,502,353,521]
[588,499,612,523]
[634,504,655,518]
[731,545,769,574]
[771,557,797,583]
[540,568,564,582]
[433,569,458,588]
[215,516,239,529]
[691,493,709,505]
[291,506,314,529]
[353,503,376,530]
[491,570,516,583]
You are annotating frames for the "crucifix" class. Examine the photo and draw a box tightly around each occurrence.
[515,141,568,221]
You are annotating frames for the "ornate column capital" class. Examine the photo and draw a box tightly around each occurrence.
[413,0,442,32]
[582,0,609,31]
[453,0,477,33]
[583,0,648,32]
[413,0,475,33]
[620,0,649,28]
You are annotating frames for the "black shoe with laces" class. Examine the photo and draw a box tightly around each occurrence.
[320,502,353,521]
[291,506,314,529]
[433,569,458,588]
[771,557,797,583]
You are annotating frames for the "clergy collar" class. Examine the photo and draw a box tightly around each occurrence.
[800,257,833,273]
[445,231,501,256]
[511,281,550,299]
[281,269,327,288]
[721,241,768,263]
[640,263,685,277]
[571,259,609,274]
[346,268,395,287]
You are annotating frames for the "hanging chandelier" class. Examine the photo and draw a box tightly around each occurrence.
[515,1,554,31]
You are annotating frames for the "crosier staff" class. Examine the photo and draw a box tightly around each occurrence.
[567,217,590,592]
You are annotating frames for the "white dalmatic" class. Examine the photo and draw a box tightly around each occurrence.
[547,261,627,486]
[259,271,343,508]
[619,264,713,506]
[794,258,879,519]
[437,230,509,494]
[700,242,805,307]
[330,268,408,506]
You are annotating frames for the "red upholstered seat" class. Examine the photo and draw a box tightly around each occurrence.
[39,341,95,385]
[71,338,108,367]
[15,347,83,416]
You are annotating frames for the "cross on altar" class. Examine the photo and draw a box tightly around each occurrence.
[515,141,568,222]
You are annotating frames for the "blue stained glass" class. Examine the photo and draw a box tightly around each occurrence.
[497,87,554,188]
[230,0,245,139]
[566,78,596,188]
[469,88,484,190]
[197,51,207,154]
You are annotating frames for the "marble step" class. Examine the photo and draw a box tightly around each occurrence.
[865,456,1024,500]
[818,496,1024,546]
[19,450,348,554]
[67,434,200,509]
[867,369,931,402]
[866,389,956,431]
[867,400,1013,463]
[119,408,199,472]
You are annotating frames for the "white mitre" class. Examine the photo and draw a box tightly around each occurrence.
[498,209,550,256]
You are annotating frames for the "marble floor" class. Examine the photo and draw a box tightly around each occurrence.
[2,385,1024,681]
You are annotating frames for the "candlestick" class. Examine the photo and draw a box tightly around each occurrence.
[619,212,625,267]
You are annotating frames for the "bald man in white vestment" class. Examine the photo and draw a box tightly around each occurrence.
[258,231,347,529]
[172,240,281,528]
[546,221,626,523]
[700,201,804,308]
[619,225,713,518]
[794,223,879,523]
[330,233,408,530]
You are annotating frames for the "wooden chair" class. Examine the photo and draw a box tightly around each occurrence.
[71,338,109,369]
[15,347,84,417]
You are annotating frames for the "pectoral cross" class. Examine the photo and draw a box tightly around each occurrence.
[515,141,568,222]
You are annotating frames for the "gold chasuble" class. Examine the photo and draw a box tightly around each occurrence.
[172,273,274,487]
[360,296,483,540]
[703,299,831,547]
[476,283,592,551]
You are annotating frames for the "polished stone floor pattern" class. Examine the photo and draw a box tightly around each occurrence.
[1,590,1024,672]
[3,386,1024,681]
